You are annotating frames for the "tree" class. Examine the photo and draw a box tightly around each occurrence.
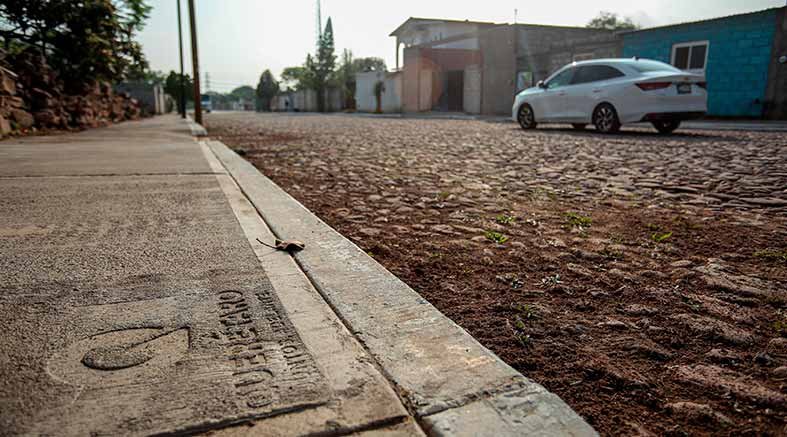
[335,51,388,110]
[164,71,193,114]
[128,69,166,84]
[352,57,387,73]
[308,17,336,112]
[281,66,309,91]
[374,81,385,114]
[229,85,255,101]
[0,0,152,92]
[336,49,356,109]
[255,70,279,112]
[587,11,639,31]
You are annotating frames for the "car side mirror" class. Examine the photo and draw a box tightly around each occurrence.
[537,80,546,89]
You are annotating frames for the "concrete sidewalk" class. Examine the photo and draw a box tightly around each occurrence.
[0,115,594,436]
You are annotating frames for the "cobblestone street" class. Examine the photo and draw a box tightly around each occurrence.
[208,112,787,436]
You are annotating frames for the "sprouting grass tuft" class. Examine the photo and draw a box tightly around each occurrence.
[754,249,787,262]
[651,231,673,243]
[564,212,592,229]
[496,214,516,225]
[484,230,509,244]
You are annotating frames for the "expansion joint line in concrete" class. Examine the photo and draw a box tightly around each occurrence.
[0,172,225,179]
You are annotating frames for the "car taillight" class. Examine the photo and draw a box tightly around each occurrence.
[697,82,707,89]
[636,82,672,91]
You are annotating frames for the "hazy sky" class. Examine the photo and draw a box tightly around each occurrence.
[138,0,784,91]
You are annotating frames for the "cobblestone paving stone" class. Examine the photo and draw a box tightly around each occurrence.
[208,113,787,436]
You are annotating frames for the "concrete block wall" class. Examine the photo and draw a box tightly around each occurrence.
[463,65,481,114]
[623,8,780,117]
[764,7,787,119]
[355,71,402,113]
[515,28,620,86]
[480,26,517,115]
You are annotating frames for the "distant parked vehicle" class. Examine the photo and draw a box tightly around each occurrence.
[512,58,707,134]
[201,95,212,113]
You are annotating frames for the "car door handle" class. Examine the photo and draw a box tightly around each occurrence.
[592,89,602,93]
[557,92,566,96]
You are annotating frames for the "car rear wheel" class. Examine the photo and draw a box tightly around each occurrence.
[571,124,587,131]
[652,120,680,134]
[517,104,537,130]
[593,103,621,134]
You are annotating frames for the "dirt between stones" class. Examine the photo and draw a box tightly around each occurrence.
[207,113,787,436]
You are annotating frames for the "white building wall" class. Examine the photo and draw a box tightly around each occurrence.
[355,71,402,113]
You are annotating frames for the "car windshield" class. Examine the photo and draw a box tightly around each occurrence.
[627,60,682,73]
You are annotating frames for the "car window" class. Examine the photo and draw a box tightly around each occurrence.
[547,68,574,89]
[571,65,625,85]
[628,60,682,73]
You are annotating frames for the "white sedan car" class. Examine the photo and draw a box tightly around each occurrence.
[512,58,707,134]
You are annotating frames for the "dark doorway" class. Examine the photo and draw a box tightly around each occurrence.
[437,70,464,112]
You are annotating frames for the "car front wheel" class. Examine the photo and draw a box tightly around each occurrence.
[652,120,680,134]
[517,104,537,130]
[593,103,621,134]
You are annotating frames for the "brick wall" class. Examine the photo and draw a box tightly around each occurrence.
[623,8,780,117]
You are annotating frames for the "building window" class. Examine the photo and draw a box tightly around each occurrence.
[573,53,594,62]
[671,41,709,73]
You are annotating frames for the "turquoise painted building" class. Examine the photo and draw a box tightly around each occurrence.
[622,8,785,118]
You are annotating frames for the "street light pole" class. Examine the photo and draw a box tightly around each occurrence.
[187,0,202,125]
[176,0,185,118]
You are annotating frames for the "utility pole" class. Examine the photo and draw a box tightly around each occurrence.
[205,72,211,93]
[176,0,185,118]
[315,0,322,47]
[187,0,202,124]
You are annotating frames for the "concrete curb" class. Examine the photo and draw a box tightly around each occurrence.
[186,116,207,137]
[205,139,597,436]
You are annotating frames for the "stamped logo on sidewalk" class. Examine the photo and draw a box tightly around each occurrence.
[42,285,329,435]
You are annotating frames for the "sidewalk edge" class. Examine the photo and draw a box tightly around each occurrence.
[207,139,597,437]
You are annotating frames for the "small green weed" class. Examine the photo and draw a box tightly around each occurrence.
[774,310,787,337]
[601,247,624,260]
[437,191,451,201]
[651,231,673,243]
[564,212,592,229]
[496,214,516,225]
[485,230,509,244]
[754,250,787,262]
[609,234,626,245]
[510,318,532,347]
[512,303,540,320]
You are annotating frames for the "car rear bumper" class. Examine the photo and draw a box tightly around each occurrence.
[640,111,706,122]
